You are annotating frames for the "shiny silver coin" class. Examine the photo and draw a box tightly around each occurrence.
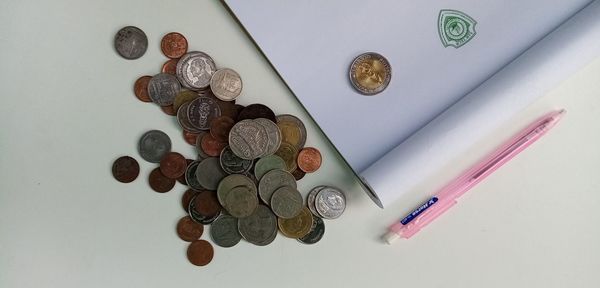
[238,205,277,246]
[114,26,147,60]
[220,146,253,174]
[254,118,282,157]
[315,186,346,219]
[138,130,171,163]
[258,169,296,205]
[306,185,326,217]
[224,186,258,218]
[216,174,256,207]
[276,114,307,150]
[177,102,203,133]
[254,155,287,181]
[210,214,242,248]
[187,97,221,130]
[228,120,269,160]
[185,160,205,191]
[348,52,391,95]
[195,157,227,190]
[176,51,216,90]
[298,215,325,244]
[270,186,303,219]
[148,73,181,106]
[210,68,242,101]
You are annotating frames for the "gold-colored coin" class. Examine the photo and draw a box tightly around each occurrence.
[274,142,298,172]
[278,207,314,238]
[276,114,306,150]
[349,52,391,95]
[173,90,198,113]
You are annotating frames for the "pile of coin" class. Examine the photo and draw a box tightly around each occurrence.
[112,27,345,267]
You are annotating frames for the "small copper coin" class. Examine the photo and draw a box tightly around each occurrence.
[161,58,179,75]
[159,152,187,179]
[291,168,306,181]
[177,159,193,185]
[182,188,199,211]
[183,130,200,146]
[187,240,214,266]
[297,147,322,173]
[133,75,153,102]
[193,191,222,218]
[161,32,188,59]
[177,216,204,242]
[112,156,140,183]
[210,116,235,142]
[237,104,276,122]
[148,167,176,193]
[201,133,227,157]
[160,105,177,116]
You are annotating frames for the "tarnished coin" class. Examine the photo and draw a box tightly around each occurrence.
[161,32,188,59]
[315,186,346,219]
[183,130,200,146]
[177,102,203,133]
[195,157,227,190]
[217,174,256,207]
[173,90,199,113]
[210,215,242,248]
[306,186,326,217]
[349,52,391,95]
[194,131,210,159]
[182,189,199,212]
[187,240,214,266]
[291,168,306,181]
[215,99,239,121]
[238,104,276,122]
[220,146,252,174]
[224,186,258,218]
[258,169,296,205]
[228,120,268,160]
[176,51,216,90]
[160,105,176,116]
[148,167,175,193]
[210,116,235,142]
[161,58,179,75]
[187,97,221,130]
[200,133,227,157]
[278,207,313,238]
[138,130,172,163]
[276,114,307,150]
[271,186,303,219]
[177,159,193,185]
[159,152,187,179]
[176,216,204,242]
[275,142,299,172]
[238,205,278,246]
[148,73,181,106]
[185,160,204,191]
[297,147,322,173]
[254,155,286,181]
[193,191,222,218]
[133,75,153,102]
[255,118,282,156]
[114,26,147,60]
[298,216,325,244]
[210,68,242,101]
[112,156,140,183]
[188,193,221,225]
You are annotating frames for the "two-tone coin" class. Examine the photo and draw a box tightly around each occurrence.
[276,114,307,150]
[298,215,325,244]
[349,52,391,95]
[275,142,299,172]
[278,207,313,238]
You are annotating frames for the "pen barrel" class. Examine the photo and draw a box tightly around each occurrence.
[393,199,457,239]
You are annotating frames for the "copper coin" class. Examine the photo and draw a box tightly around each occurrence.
[177,216,204,242]
[133,75,153,102]
[237,103,276,122]
[200,133,227,157]
[160,105,177,116]
[187,240,214,266]
[291,168,306,181]
[148,167,176,193]
[161,58,179,75]
[182,188,199,211]
[210,116,235,142]
[160,32,188,59]
[159,152,187,179]
[297,147,322,173]
[193,191,222,218]
[217,101,239,120]
[112,156,140,183]
[177,159,194,185]
[183,130,200,146]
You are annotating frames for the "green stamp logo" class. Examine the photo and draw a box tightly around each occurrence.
[438,9,477,48]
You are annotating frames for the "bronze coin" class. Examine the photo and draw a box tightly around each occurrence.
[112,156,140,183]
[187,240,214,266]
[193,190,222,218]
[160,105,177,116]
[133,75,153,102]
[291,168,306,181]
[183,130,200,146]
[161,58,179,75]
[159,152,187,179]
[216,101,239,120]
[237,103,276,122]
[177,159,194,185]
[210,116,235,142]
[297,147,322,173]
[200,133,227,157]
[148,167,176,193]
[160,32,188,59]
[182,188,199,211]
[176,216,204,242]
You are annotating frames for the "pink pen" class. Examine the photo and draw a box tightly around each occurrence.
[383,109,566,244]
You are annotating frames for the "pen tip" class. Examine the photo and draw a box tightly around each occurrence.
[382,231,400,244]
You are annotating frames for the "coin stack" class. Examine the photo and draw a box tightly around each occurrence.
[112,28,346,267]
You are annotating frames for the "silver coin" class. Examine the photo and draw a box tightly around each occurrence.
[254,118,282,156]
[210,68,243,101]
[348,52,392,95]
[176,51,216,90]
[217,174,256,206]
[177,102,203,133]
[315,187,346,219]
[224,186,258,218]
[229,120,269,160]
[138,130,171,163]
[258,169,296,205]
[220,146,253,174]
[276,114,307,150]
[238,205,277,246]
[254,155,287,181]
[194,131,210,159]
[185,160,205,191]
[187,97,221,130]
[307,185,326,217]
[210,214,242,248]
[270,186,303,219]
[148,73,181,106]
[114,26,147,60]
[195,157,227,190]
[298,216,325,244]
